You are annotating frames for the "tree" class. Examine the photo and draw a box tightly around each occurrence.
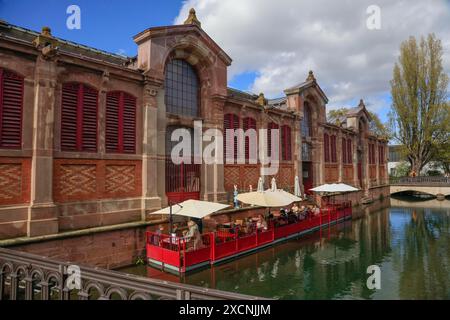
[327,108,390,137]
[429,140,450,176]
[390,34,449,176]
[391,161,411,178]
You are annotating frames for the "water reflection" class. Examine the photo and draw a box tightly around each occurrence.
[119,199,450,299]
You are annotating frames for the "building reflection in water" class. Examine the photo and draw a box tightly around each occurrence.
[121,198,449,299]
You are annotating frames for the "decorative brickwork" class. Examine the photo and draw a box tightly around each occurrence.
[224,165,240,191]
[343,165,354,184]
[325,164,339,183]
[58,164,97,197]
[0,158,31,205]
[105,165,136,194]
[54,159,142,202]
[278,165,294,189]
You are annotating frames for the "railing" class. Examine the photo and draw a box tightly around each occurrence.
[147,202,352,272]
[0,247,264,300]
[390,176,450,186]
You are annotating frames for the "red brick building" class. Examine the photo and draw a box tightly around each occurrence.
[0,10,388,240]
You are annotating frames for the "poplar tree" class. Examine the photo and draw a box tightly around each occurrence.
[390,34,449,176]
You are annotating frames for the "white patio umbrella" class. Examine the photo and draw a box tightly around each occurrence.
[309,183,358,207]
[294,176,301,197]
[152,199,229,219]
[237,178,301,207]
[151,199,229,232]
[309,183,358,193]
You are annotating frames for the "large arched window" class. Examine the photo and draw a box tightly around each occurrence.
[165,59,199,117]
[0,68,23,149]
[301,102,312,137]
[106,91,136,153]
[61,82,98,152]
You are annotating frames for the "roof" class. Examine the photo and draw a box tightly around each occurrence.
[283,71,329,103]
[0,20,134,67]
[345,100,372,121]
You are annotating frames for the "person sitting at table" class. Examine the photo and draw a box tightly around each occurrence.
[291,203,300,214]
[256,214,268,231]
[243,217,253,234]
[185,220,202,250]
[287,210,298,224]
[153,225,164,246]
[312,205,321,216]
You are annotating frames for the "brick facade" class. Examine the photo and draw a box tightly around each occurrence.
[0,11,388,241]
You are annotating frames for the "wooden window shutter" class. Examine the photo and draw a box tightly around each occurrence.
[61,83,98,152]
[347,139,352,164]
[281,125,291,161]
[268,122,279,158]
[122,93,136,153]
[243,117,256,161]
[342,138,347,164]
[324,133,330,163]
[106,91,136,153]
[0,69,23,149]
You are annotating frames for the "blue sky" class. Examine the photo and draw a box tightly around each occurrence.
[2,0,449,124]
[0,0,255,93]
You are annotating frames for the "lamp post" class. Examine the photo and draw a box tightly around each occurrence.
[168,201,183,234]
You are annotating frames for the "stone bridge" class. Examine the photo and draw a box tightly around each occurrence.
[390,176,450,199]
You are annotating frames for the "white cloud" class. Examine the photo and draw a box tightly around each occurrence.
[174,0,450,110]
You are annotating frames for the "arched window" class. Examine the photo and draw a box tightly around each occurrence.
[106,91,136,153]
[301,102,312,137]
[165,59,199,117]
[330,135,337,163]
[61,83,98,152]
[347,139,352,164]
[281,125,292,161]
[224,113,240,162]
[243,117,256,162]
[342,138,347,164]
[324,133,330,163]
[0,68,23,149]
[268,122,279,158]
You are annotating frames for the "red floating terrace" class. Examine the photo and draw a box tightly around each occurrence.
[146,203,352,273]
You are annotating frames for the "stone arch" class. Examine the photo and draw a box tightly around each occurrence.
[84,281,105,300]
[129,291,152,300]
[104,287,128,300]
[45,272,62,300]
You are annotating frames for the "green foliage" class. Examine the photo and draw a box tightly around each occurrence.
[389,34,449,175]
[391,161,411,177]
[134,256,145,266]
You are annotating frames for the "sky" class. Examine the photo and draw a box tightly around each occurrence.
[1,0,449,123]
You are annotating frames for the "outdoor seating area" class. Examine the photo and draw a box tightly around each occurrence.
[146,201,353,273]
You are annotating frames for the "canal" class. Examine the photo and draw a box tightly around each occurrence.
[119,197,450,299]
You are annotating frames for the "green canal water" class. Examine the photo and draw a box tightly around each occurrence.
[119,198,450,299]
